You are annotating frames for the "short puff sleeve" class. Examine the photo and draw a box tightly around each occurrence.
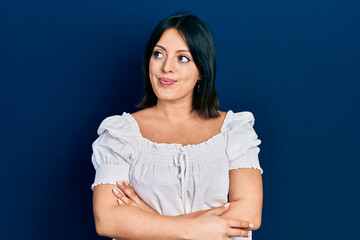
[224,111,263,174]
[91,114,139,190]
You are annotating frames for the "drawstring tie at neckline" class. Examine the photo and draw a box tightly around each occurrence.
[174,150,190,213]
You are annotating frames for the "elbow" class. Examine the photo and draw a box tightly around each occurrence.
[94,215,114,237]
[94,218,107,237]
[94,211,126,238]
[252,220,261,231]
[250,214,262,230]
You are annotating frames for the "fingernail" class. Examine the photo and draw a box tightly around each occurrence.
[248,231,252,237]
[249,223,254,228]
[113,188,119,194]
[224,203,230,207]
[124,181,129,186]
[117,199,123,205]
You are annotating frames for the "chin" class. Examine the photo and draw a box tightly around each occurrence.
[153,88,176,100]
[155,94,177,101]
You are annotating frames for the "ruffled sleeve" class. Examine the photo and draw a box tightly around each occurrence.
[223,111,263,174]
[91,113,140,190]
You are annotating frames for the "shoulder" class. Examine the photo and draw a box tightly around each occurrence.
[130,108,154,123]
[218,110,227,120]
[97,112,139,138]
[222,110,256,131]
[223,110,261,160]
[130,107,164,133]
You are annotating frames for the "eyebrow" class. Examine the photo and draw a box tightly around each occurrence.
[155,45,190,53]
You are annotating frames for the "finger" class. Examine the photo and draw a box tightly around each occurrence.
[117,181,135,197]
[112,187,134,206]
[112,187,125,199]
[227,219,252,229]
[116,180,127,191]
[118,191,132,204]
[121,181,141,203]
[117,198,124,205]
[227,229,251,238]
[207,203,230,216]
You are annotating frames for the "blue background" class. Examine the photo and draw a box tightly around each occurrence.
[1,0,359,239]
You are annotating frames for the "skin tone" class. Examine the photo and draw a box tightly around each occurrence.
[149,28,200,107]
[133,28,226,146]
[92,28,263,240]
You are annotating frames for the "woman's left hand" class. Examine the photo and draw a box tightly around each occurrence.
[112,181,159,214]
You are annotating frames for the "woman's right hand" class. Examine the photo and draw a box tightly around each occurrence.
[188,204,252,240]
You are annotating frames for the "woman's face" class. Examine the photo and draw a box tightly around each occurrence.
[149,28,200,103]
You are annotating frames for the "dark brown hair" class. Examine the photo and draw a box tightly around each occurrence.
[137,13,219,119]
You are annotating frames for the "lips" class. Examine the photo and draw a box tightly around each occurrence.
[159,77,176,86]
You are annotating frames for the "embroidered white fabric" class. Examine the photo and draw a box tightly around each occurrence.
[91,110,262,240]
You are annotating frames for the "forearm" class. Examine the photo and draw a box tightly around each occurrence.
[221,199,262,230]
[177,200,261,230]
[96,205,191,240]
[177,209,211,218]
[224,168,263,230]
[94,185,193,240]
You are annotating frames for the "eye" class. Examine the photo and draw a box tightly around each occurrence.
[152,50,164,59]
[178,55,190,63]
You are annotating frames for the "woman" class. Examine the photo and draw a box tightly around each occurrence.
[91,13,263,240]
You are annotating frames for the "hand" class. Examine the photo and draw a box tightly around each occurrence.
[189,204,252,240]
[112,180,159,214]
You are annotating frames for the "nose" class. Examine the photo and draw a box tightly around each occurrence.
[162,57,174,73]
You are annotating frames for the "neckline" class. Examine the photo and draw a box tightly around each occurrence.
[125,110,233,150]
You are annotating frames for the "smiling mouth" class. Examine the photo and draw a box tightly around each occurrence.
[159,77,176,86]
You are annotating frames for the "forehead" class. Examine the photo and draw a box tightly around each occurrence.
[156,28,189,51]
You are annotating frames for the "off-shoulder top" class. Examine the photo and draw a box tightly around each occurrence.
[91,110,262,240]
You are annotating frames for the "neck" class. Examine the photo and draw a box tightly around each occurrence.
[154,98,197,123]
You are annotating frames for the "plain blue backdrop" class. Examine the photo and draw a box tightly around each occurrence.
[1,0,359,239]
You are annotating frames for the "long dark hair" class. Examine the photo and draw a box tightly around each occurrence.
[136,13,219,119]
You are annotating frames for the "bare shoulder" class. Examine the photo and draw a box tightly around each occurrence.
[218,110,227,119]
[130,108,159,131]
[215,110,227,124]
[131,108,156,121]
[197,110,228,134]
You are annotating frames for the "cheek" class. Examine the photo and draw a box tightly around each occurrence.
[183,65,200,82]
[148,60,158,82]
[149,59,155,75]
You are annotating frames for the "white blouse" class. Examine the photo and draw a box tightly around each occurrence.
[91,110,262,240]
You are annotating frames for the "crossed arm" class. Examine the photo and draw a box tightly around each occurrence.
[93,168,263,240]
